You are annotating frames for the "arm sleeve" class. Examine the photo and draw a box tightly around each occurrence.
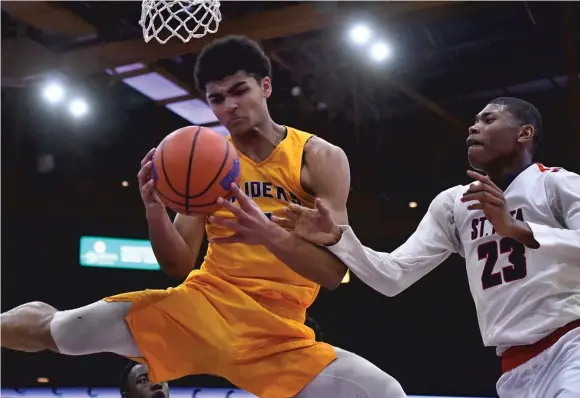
[527,169,580,260]
[327,186,464,297]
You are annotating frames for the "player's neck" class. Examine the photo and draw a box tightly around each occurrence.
[230,120,287,163]
[485,153,533,189]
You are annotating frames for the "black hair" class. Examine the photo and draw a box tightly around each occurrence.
[305,315,324,342]
[194,35,272,93]
[489,97,543,152]
[120,361,138,397]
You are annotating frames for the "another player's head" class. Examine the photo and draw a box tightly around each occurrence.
[194,35,273,136]
[467,97,542,172]
[120,361,169,398]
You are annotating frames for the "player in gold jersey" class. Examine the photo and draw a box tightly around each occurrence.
[1,36,406,398]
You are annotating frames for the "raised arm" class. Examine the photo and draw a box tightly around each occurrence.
[327,186,464,297]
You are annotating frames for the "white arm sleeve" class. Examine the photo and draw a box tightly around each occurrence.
[527,169,580,260]
[327,186,463,297]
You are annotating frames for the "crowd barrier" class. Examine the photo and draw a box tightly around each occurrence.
[1,387,494,398]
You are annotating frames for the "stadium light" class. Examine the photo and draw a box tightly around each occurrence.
[68,99,89,118]
[408,201,418,209]
[369,42,391,62]
[42,83,65,104]
[349,25,371,45]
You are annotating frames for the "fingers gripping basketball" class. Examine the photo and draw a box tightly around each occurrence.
[152,126,241,214]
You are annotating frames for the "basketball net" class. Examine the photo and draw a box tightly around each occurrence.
[140,0,222,43]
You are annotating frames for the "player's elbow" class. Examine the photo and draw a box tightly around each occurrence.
[322,264,348,290]
[159,259,194,280]
[376,281,406,297]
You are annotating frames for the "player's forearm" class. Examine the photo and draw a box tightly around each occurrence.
[511,221,580,260]
[264,226,347,290]
[147,211,196,278]
[327,226,449,297]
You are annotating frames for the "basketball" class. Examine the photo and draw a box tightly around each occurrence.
[152,125,240,215]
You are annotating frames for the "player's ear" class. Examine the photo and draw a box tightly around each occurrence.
[517,124,535,145]
[261,77,272,99]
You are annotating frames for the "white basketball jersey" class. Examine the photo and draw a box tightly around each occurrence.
[329,162,580,355]
[452,163,580,353]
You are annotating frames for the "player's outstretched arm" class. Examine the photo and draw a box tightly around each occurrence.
[278,186,464,297]
[519,169,580,259]
[326,186,463,296]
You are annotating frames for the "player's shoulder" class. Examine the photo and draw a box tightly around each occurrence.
[303,135,346,163]
[533,163,579,192]
[532,162,567,174]
[527,162,577,185]
[432,185,464,208]
[427,185,464,220]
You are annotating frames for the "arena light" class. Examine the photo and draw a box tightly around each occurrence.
[349,24,371,45]
[409,201,418,208]
[121,181,129,187]
[68,99,88,118]
[369,42,391,62]
[42,83,65,104]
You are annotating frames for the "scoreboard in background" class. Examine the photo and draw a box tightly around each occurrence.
[79,235,350,283]
[79,236,160,271]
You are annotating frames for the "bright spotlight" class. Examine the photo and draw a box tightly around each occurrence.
[349,25,371,45]
[68,99,88,117]
[408,201,418,209]
[42,83,65,104]
[369,42,391,62]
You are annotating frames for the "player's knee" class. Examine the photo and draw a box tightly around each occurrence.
[366,369,406,398]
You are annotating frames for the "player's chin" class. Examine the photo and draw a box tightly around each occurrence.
[467,147,489,170]
[227,119,251,136]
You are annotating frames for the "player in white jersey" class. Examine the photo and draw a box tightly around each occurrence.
[272,97,580,398]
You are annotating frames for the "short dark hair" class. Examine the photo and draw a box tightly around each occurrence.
[194,35,272,93]
[120,361,138,397]
[489,97,543,152]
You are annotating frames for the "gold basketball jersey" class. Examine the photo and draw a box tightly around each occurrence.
[199,126,318,321]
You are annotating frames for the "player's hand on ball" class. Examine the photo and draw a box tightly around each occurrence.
[272,199,342,246]
[461,170,516,237]
[208,183,273,245]
[137,148,164,212]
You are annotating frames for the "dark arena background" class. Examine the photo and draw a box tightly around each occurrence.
[2,1,580,398]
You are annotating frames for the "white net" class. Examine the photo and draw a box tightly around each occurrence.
[140,0,222,44]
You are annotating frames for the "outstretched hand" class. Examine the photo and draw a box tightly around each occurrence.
[272,198,342,246]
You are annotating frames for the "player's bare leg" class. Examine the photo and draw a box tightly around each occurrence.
[1,301,58,352]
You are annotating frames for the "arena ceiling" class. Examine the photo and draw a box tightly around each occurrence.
[3,1,579,124]
[2,1,579,236]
